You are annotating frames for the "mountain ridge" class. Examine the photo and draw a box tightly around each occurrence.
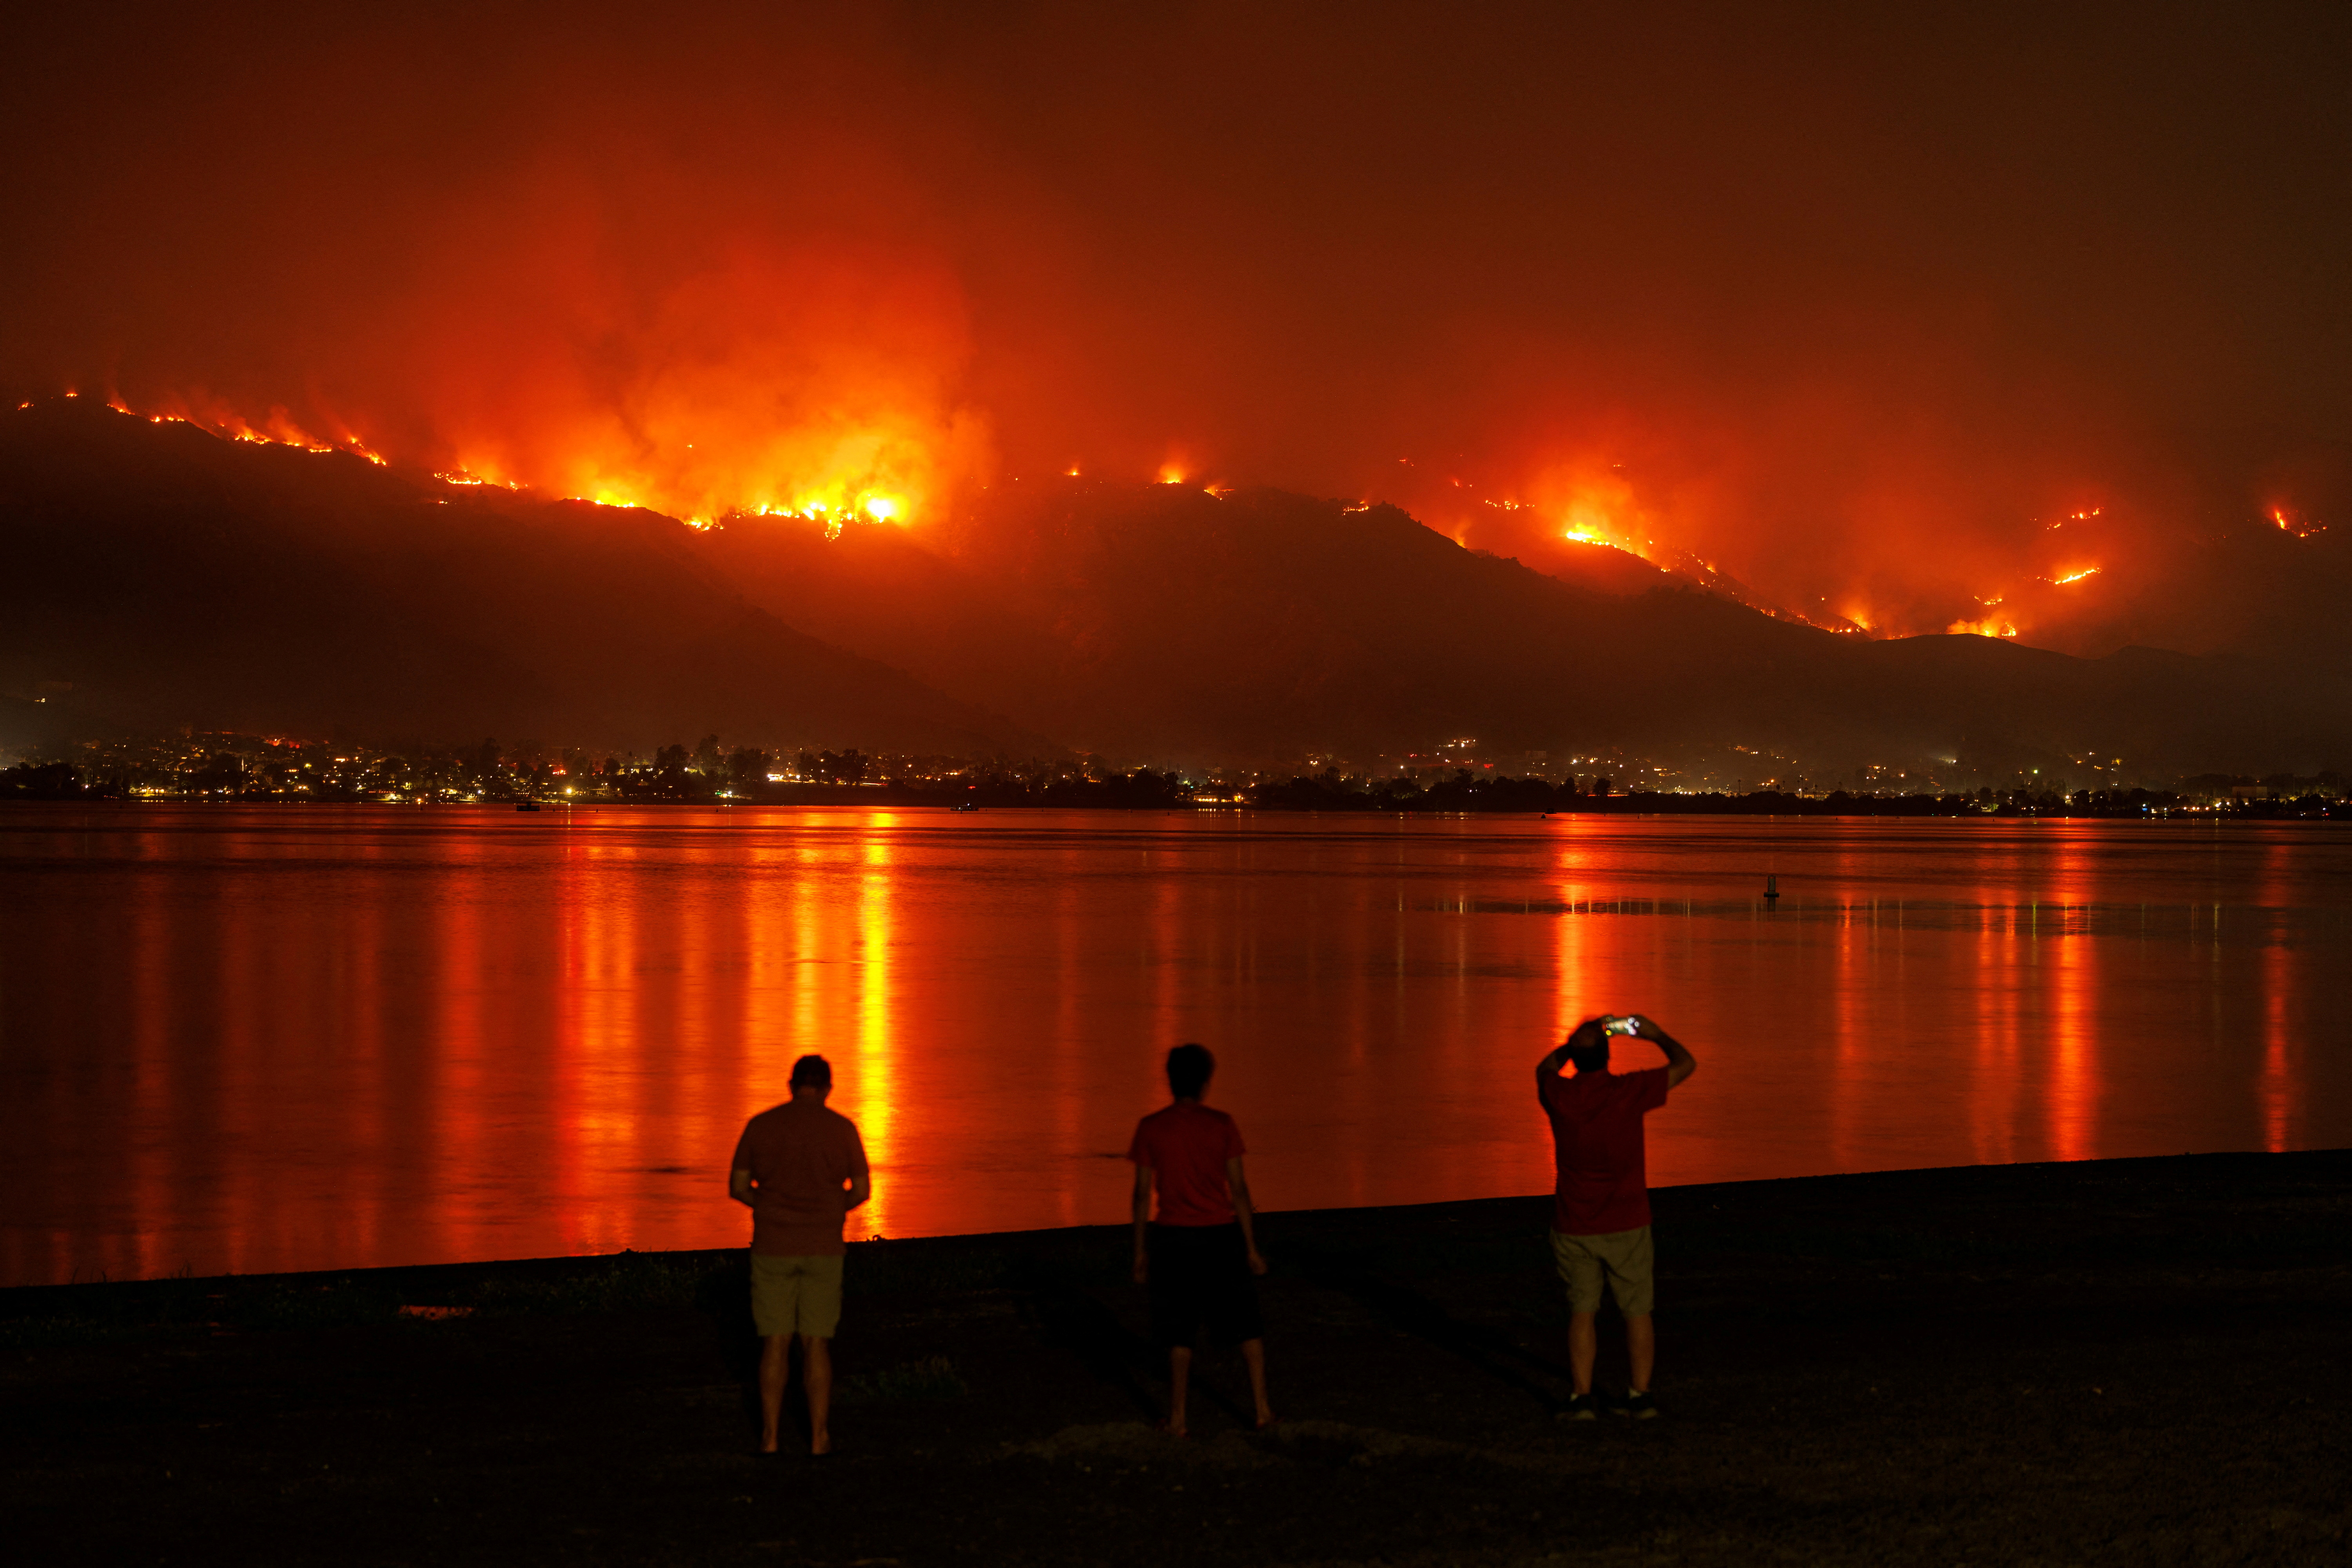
[6,402,2347,782]
[0,403,1044,758]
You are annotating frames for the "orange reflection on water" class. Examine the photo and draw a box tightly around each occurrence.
[3,808,2349,1287]
[2258,838,2295,1153]
[853,821,900,1239]
[1967,836,2028,1168]
[2045,828,2100,1165]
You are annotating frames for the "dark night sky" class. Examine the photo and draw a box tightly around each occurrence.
[6,2,2350,648]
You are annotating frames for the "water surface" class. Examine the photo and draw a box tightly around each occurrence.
[3,806,2346,1287]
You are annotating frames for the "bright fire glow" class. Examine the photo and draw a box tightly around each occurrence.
[89,387,931,532]
[2049,566,2100,586]
[1947,615,2019,638]
[1500,463,1657,565]
[108,389,389,466]
[1158,463,1185,485]
[72,246,984,527]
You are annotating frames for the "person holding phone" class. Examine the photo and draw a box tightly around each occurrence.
[1535,1014,1697,1419]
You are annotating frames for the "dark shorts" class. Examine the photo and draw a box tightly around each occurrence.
[1147,1221,1264,1349]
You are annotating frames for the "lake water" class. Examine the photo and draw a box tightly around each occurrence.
[2,806,2347,1288]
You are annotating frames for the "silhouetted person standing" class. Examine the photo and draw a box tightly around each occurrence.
[730,1054,870,1454]
[1129,1043,1274,1436]
[1537,1014,1697,1419]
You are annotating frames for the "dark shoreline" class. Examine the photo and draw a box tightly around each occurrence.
[6,1149,2348,1565]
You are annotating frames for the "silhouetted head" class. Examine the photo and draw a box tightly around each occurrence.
[789,1054,832,1098]
[1565,1018,1613,1075]
[1166,1042,1214,1100]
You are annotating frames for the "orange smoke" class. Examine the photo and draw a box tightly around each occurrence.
[10,9,2350,664]
[102,242,985,527]
[408,244,986,525]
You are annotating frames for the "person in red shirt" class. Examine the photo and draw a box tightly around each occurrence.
[1128,1042,1274,1436]
[1537,1013,1697,1420]
[729,1054,871,1455]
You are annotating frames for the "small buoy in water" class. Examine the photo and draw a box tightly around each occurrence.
[1764,873,1780,901]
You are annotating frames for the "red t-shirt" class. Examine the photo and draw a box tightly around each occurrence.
[1538,1065,1670,1235]
[1127,1101,1246,1227]
[731,1100,869,1257]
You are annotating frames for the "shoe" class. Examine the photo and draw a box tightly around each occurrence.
[1555,1393,1599,1422]
[1614,1391,1660,1420]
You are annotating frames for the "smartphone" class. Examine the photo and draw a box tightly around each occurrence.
[1602,1015,1641,1036]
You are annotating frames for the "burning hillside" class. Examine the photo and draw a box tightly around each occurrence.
[6,9,2351,681]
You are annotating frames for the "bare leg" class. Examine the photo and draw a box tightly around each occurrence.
[802,1335,833,1454]
[757,1334,791,1453]
[1567,1310,1598,1396]
[1166,1345,1192,1436]
[1625,1313,1655,1393]
[1240,1338,1274,1425]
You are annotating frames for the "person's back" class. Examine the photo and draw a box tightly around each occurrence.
[1128,1043,1274,1436]
[729,1054,870,1455]
[736,1097,864,1255]
[1540,1064,1666,1236]
[1535,1014,1696,1420]
[1130,1100,1243,1227]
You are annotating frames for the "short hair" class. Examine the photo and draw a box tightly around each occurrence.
[1564,1018,1613,1074]
[1166,1042,1214,1099]
[789,1053,832,1089]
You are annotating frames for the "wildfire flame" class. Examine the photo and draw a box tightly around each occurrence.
[1947,614,2019,638]
[2048,566,2101,586]
[79,389,919,537]
[103,389,388,466]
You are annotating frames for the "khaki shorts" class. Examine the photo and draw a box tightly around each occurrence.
[750,1252,844,1339]
[1550,1225,1655,1317]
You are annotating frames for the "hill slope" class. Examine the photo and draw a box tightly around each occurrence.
[706,478,2352,777]
[0,403,1041,756]
[9,406,2345,779]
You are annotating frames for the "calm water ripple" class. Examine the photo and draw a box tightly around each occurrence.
[2,806,2346,1286]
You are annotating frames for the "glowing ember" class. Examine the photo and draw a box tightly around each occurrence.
[2049,567,2101,586]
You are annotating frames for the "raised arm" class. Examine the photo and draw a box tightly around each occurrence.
[1633,1016,1698,1088]
[1226,1156,1269,1275]
[1131,1161,1155,1284]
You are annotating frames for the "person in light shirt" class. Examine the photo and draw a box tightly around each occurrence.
[1128,1043,1275,1436]
[1536,1014,1698,1420]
